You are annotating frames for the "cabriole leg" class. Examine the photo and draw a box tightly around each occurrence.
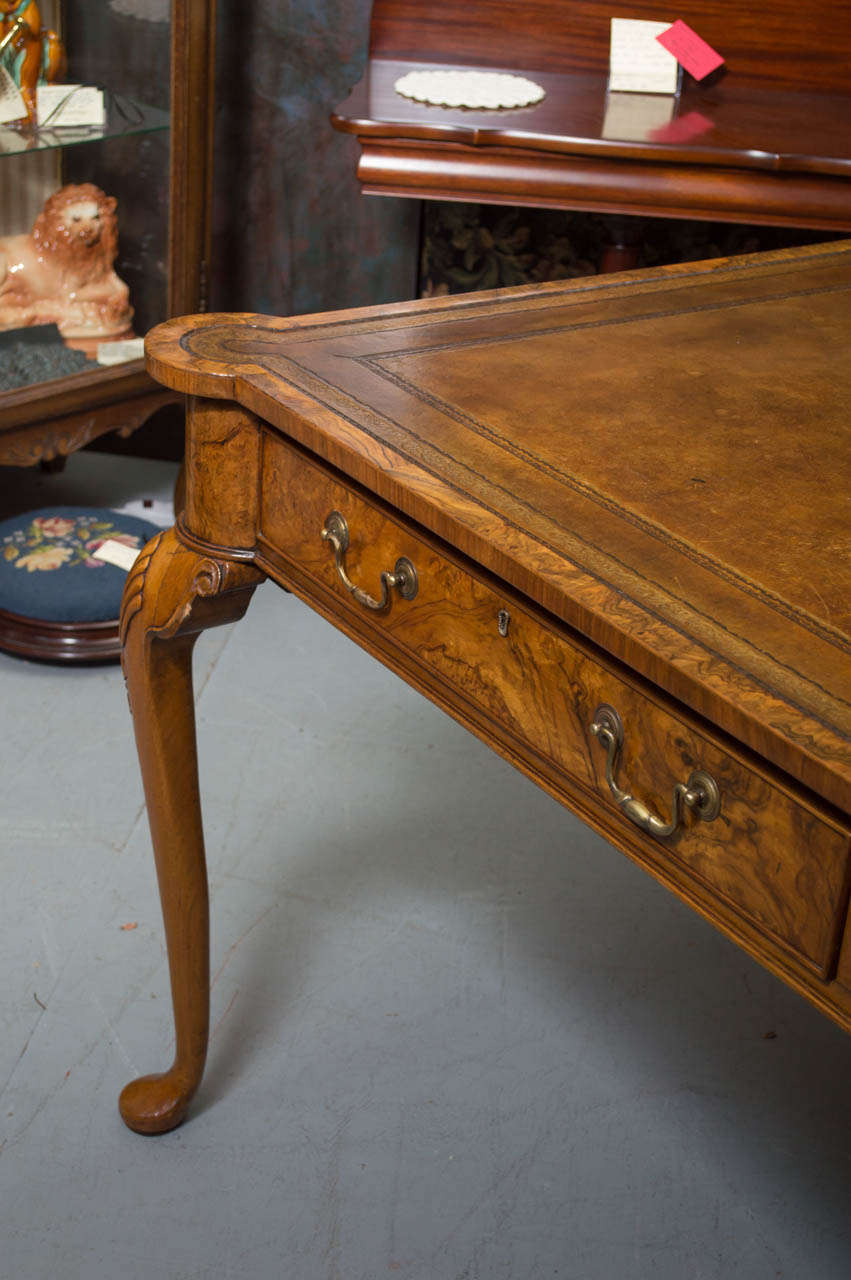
[118,527,263,1134]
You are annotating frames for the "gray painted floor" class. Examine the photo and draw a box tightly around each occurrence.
[1,453,850,1280]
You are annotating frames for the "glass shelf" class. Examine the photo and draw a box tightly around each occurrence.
[0,0,213,447]
[0,93,168,157]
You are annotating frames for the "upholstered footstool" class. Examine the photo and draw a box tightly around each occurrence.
[0,507,159,662]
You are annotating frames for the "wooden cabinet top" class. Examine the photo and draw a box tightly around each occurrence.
[362,0,851,92]
[331,0,851,225]
[147,242,851,812]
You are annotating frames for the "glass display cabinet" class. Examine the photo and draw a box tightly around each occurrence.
[0,0,216,468]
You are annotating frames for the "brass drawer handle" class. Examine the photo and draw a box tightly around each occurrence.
[321,510,418,611]
[590,704,720,840]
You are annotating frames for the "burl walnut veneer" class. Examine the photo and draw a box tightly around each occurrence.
[121,242,850,1133]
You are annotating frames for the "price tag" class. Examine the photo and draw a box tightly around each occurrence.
[609,19,679,95]
[97,338,145,366]
[91,540,140,572]
[656,21,724,81]
[36,84,105,127]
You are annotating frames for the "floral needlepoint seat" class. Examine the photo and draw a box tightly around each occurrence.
[0,507,160,662]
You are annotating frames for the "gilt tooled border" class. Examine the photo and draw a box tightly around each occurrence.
[173,258,851,737]
[248,271,850,658]
[272,352,851,731]
[359,353,850,656]
[191,274,851,654]
[351,277,851,656]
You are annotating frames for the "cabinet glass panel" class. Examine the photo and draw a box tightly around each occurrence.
[0,1,171,396]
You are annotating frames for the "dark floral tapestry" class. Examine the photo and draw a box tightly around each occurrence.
[419,203,836,296]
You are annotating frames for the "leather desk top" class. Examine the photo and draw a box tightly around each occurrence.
[149,242,851,816]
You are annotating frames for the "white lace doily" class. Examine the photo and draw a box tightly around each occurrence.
[393,69,545,110]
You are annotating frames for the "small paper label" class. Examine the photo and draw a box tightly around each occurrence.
[36,84,105,127]
[0,65,27,124]
[97,338,145,366]
[656,21,724,81]
[609,18,679,95]
[91,539,139,572]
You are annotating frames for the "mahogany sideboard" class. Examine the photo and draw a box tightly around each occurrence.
[120,241,851,1133]
[331,0,851,231]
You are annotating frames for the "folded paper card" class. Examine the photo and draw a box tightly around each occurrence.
[36,85,105,127]
[97,337,146,366]
[609,19,679,95]
[91,539,140,571]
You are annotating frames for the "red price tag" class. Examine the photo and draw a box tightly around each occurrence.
[656,20,724,81]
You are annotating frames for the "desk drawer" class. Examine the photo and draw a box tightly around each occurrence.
[260,436,851,976]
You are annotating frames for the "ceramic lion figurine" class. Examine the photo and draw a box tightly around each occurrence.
[0,0,65,122]
[0,183,134,346]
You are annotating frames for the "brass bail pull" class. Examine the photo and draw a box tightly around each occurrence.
[590,704,720,840]
[321,510,418,611]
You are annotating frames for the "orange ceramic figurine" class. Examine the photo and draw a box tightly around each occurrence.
[0,0,65,123]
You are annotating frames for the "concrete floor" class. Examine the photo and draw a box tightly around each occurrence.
[1,452,850,1280]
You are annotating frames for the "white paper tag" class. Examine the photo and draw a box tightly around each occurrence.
[91,539,139,572]
[0,65,27,124]
[603,91,675,141]
[97,337,145,366]
[36,84,105,127]
[609,18,679,94]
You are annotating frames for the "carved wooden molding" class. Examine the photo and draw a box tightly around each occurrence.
[120,526,264,656]
[0,391,179,466]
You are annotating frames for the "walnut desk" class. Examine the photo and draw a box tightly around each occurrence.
[120,242,851,1134]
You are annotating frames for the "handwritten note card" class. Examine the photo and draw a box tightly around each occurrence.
[36,85,105,128]
[609,19,679,95]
